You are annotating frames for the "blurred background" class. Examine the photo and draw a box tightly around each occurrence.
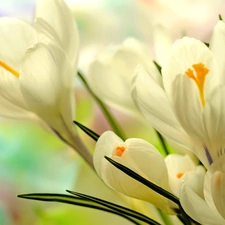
[0,0,225,224]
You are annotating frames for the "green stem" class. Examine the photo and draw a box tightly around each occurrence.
[155,130,170,156]
[78,71,126,140]
[157,210,173,225]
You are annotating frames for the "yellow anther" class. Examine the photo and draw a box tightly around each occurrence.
[185,63,209,107]
[114,145,126,157]
[0,61,20,77]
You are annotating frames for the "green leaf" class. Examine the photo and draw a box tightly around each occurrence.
[67,190,161,225]
[105,156,180,205]
[73,120,100,141]
[18,193,141,225]
[219,14,223,21]
[153,61,162,74]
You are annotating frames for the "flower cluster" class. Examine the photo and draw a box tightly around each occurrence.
[1,0,225,225]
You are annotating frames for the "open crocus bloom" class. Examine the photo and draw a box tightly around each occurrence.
[132,20,225,169]
[93,131,178,214]
[0,0,93,166]
[86,38,162,115]
[180,154,225,225]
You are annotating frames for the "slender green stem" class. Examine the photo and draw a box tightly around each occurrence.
[78,71,126,140]
[157,209,173,225]
[155,130,170,156]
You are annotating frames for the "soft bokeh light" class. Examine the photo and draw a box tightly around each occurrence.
[1,0,225,224]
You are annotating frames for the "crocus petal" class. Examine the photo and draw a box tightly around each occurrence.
[165,154,198,196]
[19,43,74,132]
[210,20,225,84]
[86,38,162,115]
[211,171,225,219]
[0,66,28,111]
[180,183,225,225]
[94,131,178,214]
[162,37,217,100]
[35,0,79,66]
[169,73,202,134]
[152,25,172,65]
[87,59,136,113]
[204,155,225,220]
[132,65,192,149]
[0,96,33,119]
[0,17,37,69]
[93,130,124,177]
[202,86,225,163]
[34,18,62,48]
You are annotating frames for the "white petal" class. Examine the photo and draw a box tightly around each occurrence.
[116,38,163,87]
[211,171,225,219]
[210,20,225,84]
[35,0,79,65]
[165,154,197,196]
[35,18,62,48]
[86,38,162,115]
[93,131,124,177]
[170,74,213,166]
[124,138,170,189]
[180,183,225,225]
[0,66,28,110]
[103,156,177,214]
[20,43,74,130]
[204,155,225,219]
[202,86,225,163]
[180,165,206,199]
[162,37,217,100]
[152,25,172,65]
[86,59,136,113]
[0,17,37,69]
[132,65,192,149]
[0,96,33,119]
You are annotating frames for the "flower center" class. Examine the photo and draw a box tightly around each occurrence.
[176,172,184,179]
[0,61,20,77]
[113,145,126,157]
[185,63,209,107]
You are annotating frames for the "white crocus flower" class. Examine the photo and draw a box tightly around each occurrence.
[132,20,225,169]
[85,38,162,115]
[93,131,178,214]
[180,154,225,225]
[0,0,93,167]
[165,154,205,197]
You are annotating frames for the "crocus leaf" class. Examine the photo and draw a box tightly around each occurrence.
[18,193,161,225]
[73,120,99,141]
[153,61,162,74]
[67,190,161,225]
[18,193,142,225]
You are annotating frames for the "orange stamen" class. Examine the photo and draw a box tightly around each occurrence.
[185,63,209,107]
[114,146,126,157]
[176,172,184,179]
[0,61,20,77]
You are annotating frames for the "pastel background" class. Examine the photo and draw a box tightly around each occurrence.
[0,0,225,224]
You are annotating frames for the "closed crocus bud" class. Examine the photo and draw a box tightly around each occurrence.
[165,154,205,197]
[93,131,178,214]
